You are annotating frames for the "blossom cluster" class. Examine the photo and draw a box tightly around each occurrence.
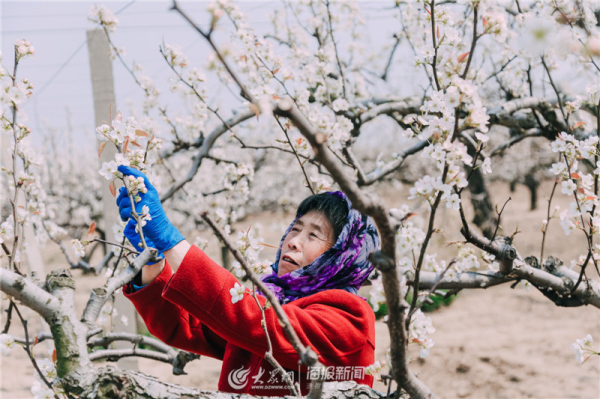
[15,39,35,58]
[71,239,85,258]
[163,44,188,69]
[97,113,161,182]
[96,115,141,146]
[88,5,119,33]
[124,175,148,202]
[231,227,272,281]
[309,175,332,194]
[222,163,254,196]
[408,309,435,359]
[548,131,600,237]
[571,334,599,365]
[0,46,33,113]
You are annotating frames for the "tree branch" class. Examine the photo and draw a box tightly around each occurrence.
[81,247,156,328]
[0,268,60,319]
[160,110,255,201]
[360,140,428,186]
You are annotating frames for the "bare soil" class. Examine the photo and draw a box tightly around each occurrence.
[1,181,599,398]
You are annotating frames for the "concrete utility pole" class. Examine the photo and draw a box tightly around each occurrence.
[87,28,138,371]
[0,133,45,276]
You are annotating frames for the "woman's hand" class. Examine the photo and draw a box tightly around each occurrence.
[122,220,165,285]
[116,165,185,252]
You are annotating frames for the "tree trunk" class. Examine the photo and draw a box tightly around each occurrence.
[465,151,497,239]
[221,244,232,271]
[524,172,539,211]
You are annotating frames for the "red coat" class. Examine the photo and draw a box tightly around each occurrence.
[123,245,375,396]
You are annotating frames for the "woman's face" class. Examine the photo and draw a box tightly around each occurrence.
[278,211,335,276]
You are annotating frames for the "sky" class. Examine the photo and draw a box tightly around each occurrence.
[1,0,402,150]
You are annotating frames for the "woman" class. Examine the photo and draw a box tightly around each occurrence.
[118,165,379,396]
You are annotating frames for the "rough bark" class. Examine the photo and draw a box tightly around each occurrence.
[81,247,156,328]
[0,268,61,320]
[45,269,94,378]
[60,366,391,399]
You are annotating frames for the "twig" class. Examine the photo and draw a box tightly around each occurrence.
[324,0,347,98]
[484,55,517,82]
[110,237,128,279]
[170,1,255,104]
[428,258,458,295]
[408,165,449,320]
[489,130,544,156]
[11,300,59,399]
[381,34,401,81]
[2,301,14,334]
[490,197,511,242]
[250,283,300,397]
[429,0,442,91]
[159,45,243,139]
[8,48,22,272]
[460,4,479,79]
[540,56,567,122]
[121,177,149,249]
[540,176,559,265]
[88,238,139,255]
[274,116,315,195]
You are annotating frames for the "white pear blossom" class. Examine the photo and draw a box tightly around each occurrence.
[31,382,55,399]
[481,158,492,174]
[230,282,246,304]
[331,98,349,112]
[34,357,57,382]
[310,175,332,194]
[88,5,119,33]
[71,239,85,258]
[571,334,597,365]
[474,132,489,143]
[0,333,16,355]
[561,180,577,195]
[365,360,384,376]
[136,205,152,230]
[445,193,461,209]
[99,160,118,180]
[15,39,35,58]
[194,236,209,251]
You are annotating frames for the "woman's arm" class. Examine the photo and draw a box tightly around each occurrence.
[124,259,226,360]
[139,240,190,285]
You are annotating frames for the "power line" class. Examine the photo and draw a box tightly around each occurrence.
[3,7,206,19]
[3,25,196,35]
[27,0,137,102]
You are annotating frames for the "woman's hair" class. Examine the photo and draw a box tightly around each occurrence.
[295,192,349,241]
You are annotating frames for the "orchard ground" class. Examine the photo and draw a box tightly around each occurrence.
[1,181,599,398]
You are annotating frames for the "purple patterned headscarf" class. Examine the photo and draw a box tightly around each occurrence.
[260,191,380,304]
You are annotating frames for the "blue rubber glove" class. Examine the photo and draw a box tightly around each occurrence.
[116,165,185,252]
[123,220,164,265]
